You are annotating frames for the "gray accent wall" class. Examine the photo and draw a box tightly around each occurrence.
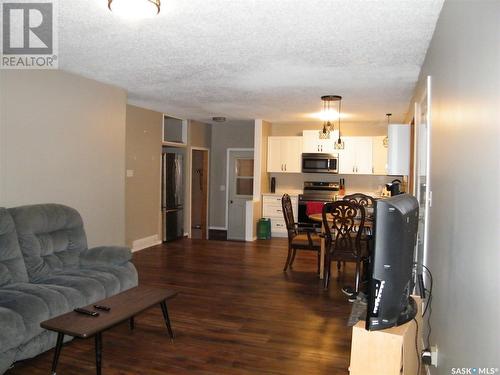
[0,70,127,248]
[209,122,255,229]
[410,1,500,372]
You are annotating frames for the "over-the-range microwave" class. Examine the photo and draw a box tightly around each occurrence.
[302,153,339,174]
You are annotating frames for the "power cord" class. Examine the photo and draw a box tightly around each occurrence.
[421,264,433,349]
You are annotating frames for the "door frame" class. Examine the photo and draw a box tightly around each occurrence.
[189,147,210,239]
[413,75,432,269]
[225,148,255,232]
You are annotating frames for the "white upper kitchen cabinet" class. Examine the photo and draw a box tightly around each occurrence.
[372,136,388,175]
[387,124,411,175]
[339,137,373,174]
[267,136,303,173]
[302,130,339,153]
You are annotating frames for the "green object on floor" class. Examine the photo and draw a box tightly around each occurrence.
[257,218,272,240]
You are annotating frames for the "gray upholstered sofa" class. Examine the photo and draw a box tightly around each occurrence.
[0,204,138,374]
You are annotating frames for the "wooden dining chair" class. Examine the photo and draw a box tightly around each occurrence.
[343,193,375,266]
[321,201,368,290]
[281,194,321,273]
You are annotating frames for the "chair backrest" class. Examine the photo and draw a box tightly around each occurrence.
[343,193,375,217]
[9,204,88,282]
[281,194,297,238]
[0,208,29,286]
[322,201,365,256]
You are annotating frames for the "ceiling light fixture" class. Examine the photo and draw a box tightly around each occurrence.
[319,95,343,145]
[212,117,227,123]
[108,0,161,18]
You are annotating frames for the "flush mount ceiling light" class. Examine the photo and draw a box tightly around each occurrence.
[212,117,227,123]
[108,0,161,18]
[319,95,343,145]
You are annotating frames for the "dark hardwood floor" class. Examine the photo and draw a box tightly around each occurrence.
[8,238,356,375]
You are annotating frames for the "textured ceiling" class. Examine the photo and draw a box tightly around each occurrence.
[59,0,444,125]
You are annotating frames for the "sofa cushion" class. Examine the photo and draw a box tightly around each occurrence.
[34,274,107,305]
[0,208,29,286]
[9,204,87,282]
[84,262,139,292]
[0,289,50,343]
[80,246,132,267]
[0,306,26,351]
[48,269,121,297]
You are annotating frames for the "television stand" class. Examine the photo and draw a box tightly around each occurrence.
[349,296,423,375]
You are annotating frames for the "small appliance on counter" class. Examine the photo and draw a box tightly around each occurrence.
[270,177,276,193]
[385,179,403,196]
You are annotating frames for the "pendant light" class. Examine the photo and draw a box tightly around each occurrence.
[108,0,161,18]
[319,95,343,146]
[383,113,391,148]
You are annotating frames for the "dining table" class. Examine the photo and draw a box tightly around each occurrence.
[308,212,373,279]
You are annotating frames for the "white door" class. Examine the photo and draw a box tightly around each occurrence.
[339,137,356,174]
[302,130,321,153]
[267,137,283,172]
[228,151,254,241]
[355,137,374,174]
[281,137,303,173]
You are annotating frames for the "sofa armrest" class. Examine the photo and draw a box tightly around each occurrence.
[80,246,132,267]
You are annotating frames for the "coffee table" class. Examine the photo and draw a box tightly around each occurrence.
[40,286,178,375]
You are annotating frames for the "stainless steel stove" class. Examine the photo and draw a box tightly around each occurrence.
[298,181,340,225]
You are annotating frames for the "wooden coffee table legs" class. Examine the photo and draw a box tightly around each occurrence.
[51,332,64,375]
[95,332,103,375]
[49,301,175,374]
[160,301,175,341]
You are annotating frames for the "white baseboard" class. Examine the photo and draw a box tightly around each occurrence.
[209,226,227,231]
[132,234,161,252]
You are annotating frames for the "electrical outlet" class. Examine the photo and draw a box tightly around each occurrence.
[431,346,438,367]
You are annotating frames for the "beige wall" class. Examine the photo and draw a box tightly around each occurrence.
[209,122,255,229]
[125,105,162,248]
[409,1,500,372]
[271,121,387,137]
[0,70,127,247]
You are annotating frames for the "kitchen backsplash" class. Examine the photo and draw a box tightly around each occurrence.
[269,173,401,195]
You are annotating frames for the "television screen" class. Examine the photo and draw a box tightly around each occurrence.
[366,194,419,331]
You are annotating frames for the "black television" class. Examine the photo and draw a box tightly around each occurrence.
[366,194,419,331]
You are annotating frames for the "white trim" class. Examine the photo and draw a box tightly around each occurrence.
[253,120,263,199]
[423,75,432,268]
[245,200,254,242]
[225,148,255,231]
[189,147,210,239]
[132,235,161,252]
[209,226,227,231]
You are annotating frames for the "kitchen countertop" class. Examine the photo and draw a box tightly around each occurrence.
[263,191,384,199]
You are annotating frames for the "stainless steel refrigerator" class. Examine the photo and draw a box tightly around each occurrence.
[162,152,184,242]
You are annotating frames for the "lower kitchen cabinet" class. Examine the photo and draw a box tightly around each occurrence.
[262,194,298,237]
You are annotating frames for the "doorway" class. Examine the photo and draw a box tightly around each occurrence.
[227,150,254,241]
[191,148,209,240]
